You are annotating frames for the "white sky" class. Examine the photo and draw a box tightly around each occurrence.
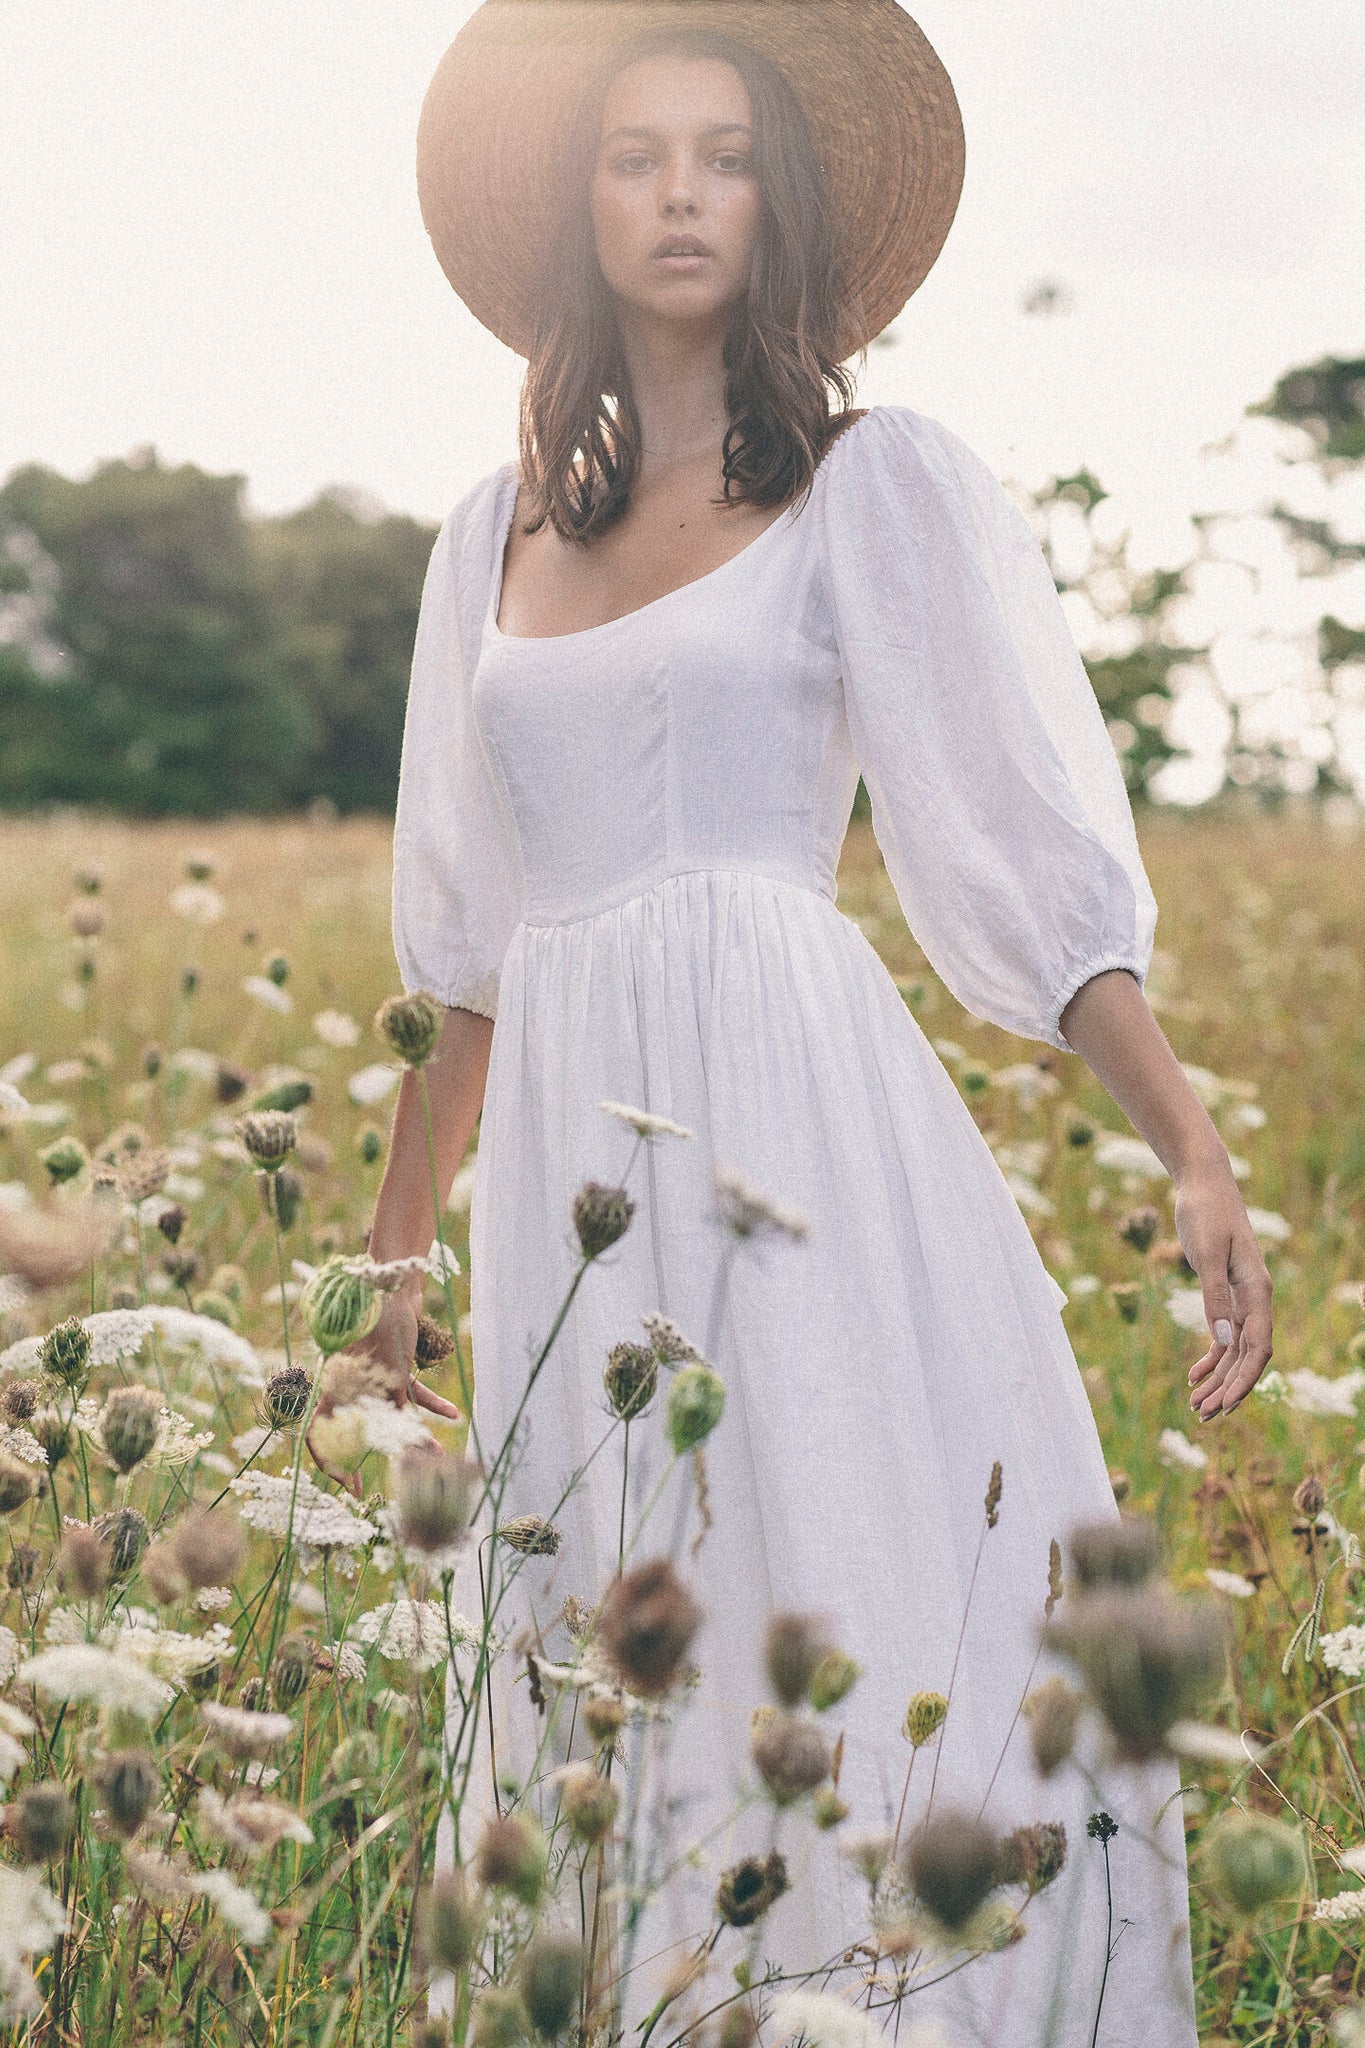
[2,0,1363,574]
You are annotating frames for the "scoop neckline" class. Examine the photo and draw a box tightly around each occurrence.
[484,406,878,648]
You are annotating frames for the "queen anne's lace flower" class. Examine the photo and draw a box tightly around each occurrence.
[1285,1369,1365,1419]
[74,1395,214,1470]
[1316,1889,1365,1924]
[230,1470,374,1567]
[242,975,293,1016]
[598,1100,695,1141]
[112,1618,233,1689]
[0,1867,68,2022]
[347,1063,402,1107]
[200,1702,295,1756]
[768,1990,885,2048]
[197,1786,313,1856]
[1321,1627,1365,1681]
[189,1868,271,1943]
[16,1643,172,1716]
[312,1009,361,1048]
[350,1597,478,1672]
[0,1427,45,1468]
[1205,1569,1257,1599]
[1157,1427,1208,1472]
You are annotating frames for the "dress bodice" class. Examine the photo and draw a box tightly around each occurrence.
[472,470,860,928]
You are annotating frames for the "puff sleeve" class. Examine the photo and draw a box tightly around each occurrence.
[391,470,525,1021]
[819,407,1156,1050]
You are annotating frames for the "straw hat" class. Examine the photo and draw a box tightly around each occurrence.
[416,0,964,359]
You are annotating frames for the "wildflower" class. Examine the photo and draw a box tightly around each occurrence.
[1157,1427,1208,1473]
[1068,1516,1160,1591]
[598,1100,694,1141]
[348,1063,402,1107]
[313,1009,361,1048]
[716,1848,789,1927]
[753,1712,831,1804]
[17,1643,172,1717]
[499,1515,561,1557]
[0,1455,36,1516]
[1320,1627,1365,1680]
[641,1312,704,1364]
[603,1341,658,1420]
[414,1315,455,1366]
[598,1558,701,1697]
[765,1612,835,1708]
[1203,1811,1306,1919]
[809,1649,861,1712]
[1093,1133,1166,1178]
[666,1360,726,1453]
[1023,1677,1084,1777]
[1285,1368,1365,1419]
[197,1785,313,1856]
[768,1991,884,2048]
[375,990,443,1066]
[242,974,293,1015]
[517,1934,583,2040]
[39,1137,87,1187]
[559,1764,620,1845]
[904,1809,1003,1930]
[94,1751,159,1838]
[118,1147,170,1205]
[94,1506,148,1578]
[12,1785,74,1866]
[475,1812,547,1906]
[903,1691,949,1749]
[572,1182,634,1259]
[713,1164,810,1242]
[1316,1890,1365,1925]
[97,1385,161,1473]
[351,1597,473,1672]
[301,1256,381,1355]
[393,1446,479,1554]
[237,1110,297,1174]
[264,1363,313,1427]
[39,1316,92,1393]
[418,1870,484,1972]
[190,1867,271,1943]
[1117,1205,1162,1253]
[112,1616,233,1691]
[200,1702,296,1759]
[997,1822,1067,1896]
[0,1866,67,2022]
[171,881,224,924]
[1047,1585,1226,1761]
[229,1471,373,1562]
[1206,1569,1257,1599]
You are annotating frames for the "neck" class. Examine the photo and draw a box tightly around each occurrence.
[613,302,732,470]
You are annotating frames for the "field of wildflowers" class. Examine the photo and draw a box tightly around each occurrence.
[0,803,1362,2048]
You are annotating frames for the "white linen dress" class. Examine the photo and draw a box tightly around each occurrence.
[394,405,1198,2047]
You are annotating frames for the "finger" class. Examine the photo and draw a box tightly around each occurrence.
[305,1423,364,1497]
[410,1379,464,1422]
[1218,1309,1273,1415]
[1218,1249,1273,1414]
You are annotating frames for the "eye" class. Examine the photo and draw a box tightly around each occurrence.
[612,150,654,175]
[712,150,754,175]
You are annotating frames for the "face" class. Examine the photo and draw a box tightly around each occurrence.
[589,55,764,331]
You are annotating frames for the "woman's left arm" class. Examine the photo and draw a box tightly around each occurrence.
[1059,967,1273,1419]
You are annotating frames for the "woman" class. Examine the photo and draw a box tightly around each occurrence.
[354,4,1272,2040]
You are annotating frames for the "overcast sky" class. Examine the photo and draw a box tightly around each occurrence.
[3,0,1362,569]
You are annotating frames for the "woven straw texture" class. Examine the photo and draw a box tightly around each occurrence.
[416,0,964,358]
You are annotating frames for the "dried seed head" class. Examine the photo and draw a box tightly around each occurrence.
[40,1316,92,1393]
[375,990,443,1067]
[171,1508,248,1590]
[58,1523,111,1599]
[1117,1205,1161,1253]
[666,1361,726,1453]
[602,1341,658,1421]
[95,1506,149,1579]
[260,1164,304,1231]
[67,896,106,939]
[1293,1475,1326,1519]
[1067,1516,1161,1592]
[1108,1469,1131,1503]
[751,1712,831,1805]
[302,1257,381,1355]
[161,1247,201,1290]
[39,1136,88,1187]
[904,1809,1003,1930]
[764,1612,835,1709]
[1047,1585,1226,1762]
[96,1750,159,1838]
[1023,1676,1084,1778]
[215,1062,251,1105]
[141,1540,190,1605]
[572,1181,634,1260]
[984,1461,1003,1529]
[813,1788,850,1829]
[0,1452,38,1516]
[1203,1812,1306,1920]
[118,1147,170,1205]
[264,1363,313,1428]
[419,1869,485,1973]
[997,1821,1068,1896]
[393,1447,478,1554]
[499,1515,561,1557]
[414,1315,455,1368]
[270,1633,313,1707]
[99,1385,161,1473]
[12,1783,74,1864]
[903,1691,949,1749]
[582,1691,627,1749]
[474,1813,547,1907]
[34,1409,71,1470]
[470,1988,532,2048]
[2,1379,41,1424]
[559,1764,620,1846]
[237,1111,297,1173]
[6,1543,41,1590]
[808,1648,861,1713]
[597,1558,701,1697]
[715,1849,789,1927]
[1110,1282,1142,1324]
[516,1932,583,2041]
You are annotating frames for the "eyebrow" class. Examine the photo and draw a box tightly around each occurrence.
[601,121,753,145]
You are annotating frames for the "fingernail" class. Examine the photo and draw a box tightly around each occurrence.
[1213,1319,1233,1346]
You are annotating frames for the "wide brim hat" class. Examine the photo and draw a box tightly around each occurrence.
[416,0,965,360]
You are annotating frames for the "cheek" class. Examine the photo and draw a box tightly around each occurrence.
[590,176,640,277]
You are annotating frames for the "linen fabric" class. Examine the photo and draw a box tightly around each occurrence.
[397,406,1197,2046]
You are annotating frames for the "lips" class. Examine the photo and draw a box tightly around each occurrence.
[652,235,712,259]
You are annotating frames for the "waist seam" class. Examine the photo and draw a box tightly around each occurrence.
[517,865,837,932]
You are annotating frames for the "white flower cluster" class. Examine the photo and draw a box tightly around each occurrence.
[0,1866,68,2022]
[350,1597,479,1673]
[1157,1427,1208,1473]
[1284,1369,1365,1419]
[16,1643,172,1717]
[230,1469,374,1568]
[74,1394,214,1470]
[598,1099,695,1141]
[0,1425,46,1468]
[1315,1889,1365,1924]
[768,1990,885,2048]
[1320,1626,1365,1681]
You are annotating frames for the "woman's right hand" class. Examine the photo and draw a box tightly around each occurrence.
[306,1286,465,1492]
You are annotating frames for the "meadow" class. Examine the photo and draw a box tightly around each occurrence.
[0,804,1363,2047]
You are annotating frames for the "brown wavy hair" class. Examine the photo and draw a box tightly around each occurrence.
[518,26,864,544]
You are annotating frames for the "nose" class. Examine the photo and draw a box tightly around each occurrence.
[659,151,700,219]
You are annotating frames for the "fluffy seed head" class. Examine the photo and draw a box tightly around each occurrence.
[99,1385,160,1473]
[474,1813,547,1907]
[715,1849,789,1927]
[1023,1677,1084,1777]
[0,1452,38,1516]
[118,1147,171,1204]
[752,1713,831,1805]
[597,1558,701,1697]
[559,1765,620,1846]
[602,1341,658,1421]
[904,1809,1003,1930]
[141,1540,190,1605]
[419,1869,485,1972]
[12,1783,74,1864]
[1067,1516,1161,1592]
[1047,1585,1226,1761]
[58,1523,111,1598]
[666,1361,726,1453]
[97,1750,160,1838]
[237,1111,297,1173]
[375,990,443,1066]
[172,1508,248,1590]
[903,1691,949,1749]
[582,1692,627,1749]
[517,1932,583,2040]
[1203,1811,1306,1920]
[40,1316,92,1393]
[471,1989,532,2048]
[393,1447,478,1553]
[764,1612,835,1708]
[571,1182,634,1260]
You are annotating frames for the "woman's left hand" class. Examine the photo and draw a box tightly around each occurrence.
[1176,1161,1274,1419]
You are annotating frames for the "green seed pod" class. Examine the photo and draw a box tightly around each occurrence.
[1203,1812,1306,1920]
[237,1110,297,1174]
[97,1750,159,1838]
[517,1933,583,2040]
[266,953,290,987]
[253,1078,312,1114]
[808,1649,861,1713]
[420,1869,485,1972]
[1110,1281,1143,1324]
[95,1506,148,1579]
[357,1124,385,1167]
[571,1182,634,1260]
[34,1410,72,1470]
[271,1633,313,1707]
[264,1364,314,1428]
[903,1690,949,1749]
[375,991,443,1068]
[602,1342,657,1421]
[813,1788,849,1829]
[40,1316,92,1394]
[39,1136,88,1187]
[261,1165,304,1231]
[498,1515,560,1557]
[474,1813,547,1907]
[328,1730,381,1784]
[99,1385,161,1473]
[302,1257,382,1356]
[666,1361,726,1454]
[470,1988,531,2048]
